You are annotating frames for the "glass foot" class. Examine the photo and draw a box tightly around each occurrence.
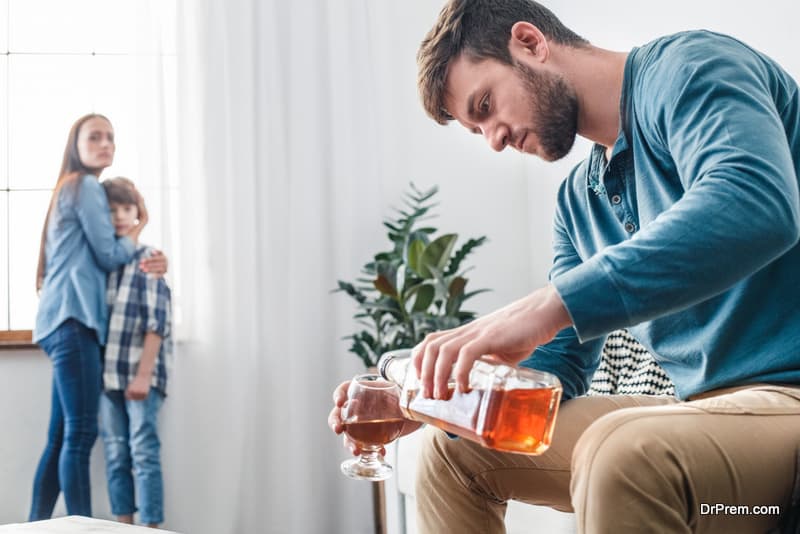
[340,455,393,481]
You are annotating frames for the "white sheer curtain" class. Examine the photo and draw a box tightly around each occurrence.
[169,2,397,533]
[168,1,538,533]
[127,0,179,261]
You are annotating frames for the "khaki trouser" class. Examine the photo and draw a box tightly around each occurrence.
[415,384,800,533]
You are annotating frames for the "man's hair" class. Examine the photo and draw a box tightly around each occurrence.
[102,177,140,206]
[417,0,588,124]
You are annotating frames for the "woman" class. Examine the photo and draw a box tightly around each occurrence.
[30,113,164,519]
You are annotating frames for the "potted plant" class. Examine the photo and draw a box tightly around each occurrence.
[335,183,490,368]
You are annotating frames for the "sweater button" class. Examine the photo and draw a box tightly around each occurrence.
[611,194,622,205]
[624,222,636,233]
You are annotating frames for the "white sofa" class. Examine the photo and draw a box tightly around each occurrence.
[383,430,576,534]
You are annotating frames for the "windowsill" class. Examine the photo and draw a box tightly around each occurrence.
[0,330,39,350]
[1,331,188,351]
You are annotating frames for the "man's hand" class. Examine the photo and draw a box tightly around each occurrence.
[140,250,168,277]
[327,380,422,456]
[412,284,572,399]
[125,375,151,401]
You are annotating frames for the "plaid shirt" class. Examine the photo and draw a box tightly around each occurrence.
[103,245,173,395]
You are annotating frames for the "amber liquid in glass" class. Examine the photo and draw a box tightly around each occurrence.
[343,418,406,448]
[401,386,560,455]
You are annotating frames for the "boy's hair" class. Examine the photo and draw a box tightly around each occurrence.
[417,0,588,124]
[103,177,139,206]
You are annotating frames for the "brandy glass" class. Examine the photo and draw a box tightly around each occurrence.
[340,373,406,481]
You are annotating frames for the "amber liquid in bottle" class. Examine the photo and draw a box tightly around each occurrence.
[343,418,406,448]
[400,385,561,455]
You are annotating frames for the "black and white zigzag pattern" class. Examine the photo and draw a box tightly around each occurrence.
[588,329,675,396]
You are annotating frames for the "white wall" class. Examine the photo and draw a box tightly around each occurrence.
[0,349,51,524]
[0,348,181,525]
[0,349,106,523]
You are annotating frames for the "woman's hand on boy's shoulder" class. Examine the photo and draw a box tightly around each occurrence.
[140,249,168,278]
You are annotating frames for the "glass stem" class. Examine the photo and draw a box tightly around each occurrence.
[360,447,382,465]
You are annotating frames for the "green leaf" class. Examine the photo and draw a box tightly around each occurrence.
[407,231,432,249]
[358,330,376,348]
[332,281,368,304]
[411,206,432,219]
[412,284,435,312]
[360,301,401,314]
[333,182,491,368]
[349,337,374,368]
[356,319,374,329]
[401,280,423,301]
[445,236,487,276]
[419,234,458,278]
[463,288,491,301]
[424,264,449,300]
[456,311,478,322]
[410,183,438,202]
[406,239,425,274]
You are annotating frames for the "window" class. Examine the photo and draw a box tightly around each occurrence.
[0,0,177,339]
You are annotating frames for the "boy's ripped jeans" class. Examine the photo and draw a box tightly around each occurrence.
[99,389,165,525]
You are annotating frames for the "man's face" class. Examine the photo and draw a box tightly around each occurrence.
[109,202,138,236]
[443,54,578,161]
[77,116,115,171]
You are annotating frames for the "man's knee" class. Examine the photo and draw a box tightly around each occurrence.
[572,409,678,502]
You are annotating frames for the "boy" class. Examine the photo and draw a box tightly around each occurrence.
[100,177,173,529]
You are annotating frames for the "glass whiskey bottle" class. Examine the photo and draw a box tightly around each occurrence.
[378,349,562,455]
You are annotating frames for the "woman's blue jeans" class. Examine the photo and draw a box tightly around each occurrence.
[99,389,164,525]
[30,319,101,520]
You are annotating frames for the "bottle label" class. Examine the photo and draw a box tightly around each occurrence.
[408,389,483,431]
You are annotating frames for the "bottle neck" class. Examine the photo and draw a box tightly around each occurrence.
[377,349,413,386]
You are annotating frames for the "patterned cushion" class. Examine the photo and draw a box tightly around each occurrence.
[588,329,675,396]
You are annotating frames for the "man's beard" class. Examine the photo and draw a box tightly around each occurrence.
[514,61,579,161]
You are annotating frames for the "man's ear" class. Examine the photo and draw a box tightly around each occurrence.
[509,21,549,63]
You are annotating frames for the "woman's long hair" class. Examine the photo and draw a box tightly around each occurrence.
[36,113,112,291]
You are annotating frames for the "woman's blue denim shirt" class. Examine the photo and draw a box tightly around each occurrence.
[35,174,135,345]
[524,31,800,400]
